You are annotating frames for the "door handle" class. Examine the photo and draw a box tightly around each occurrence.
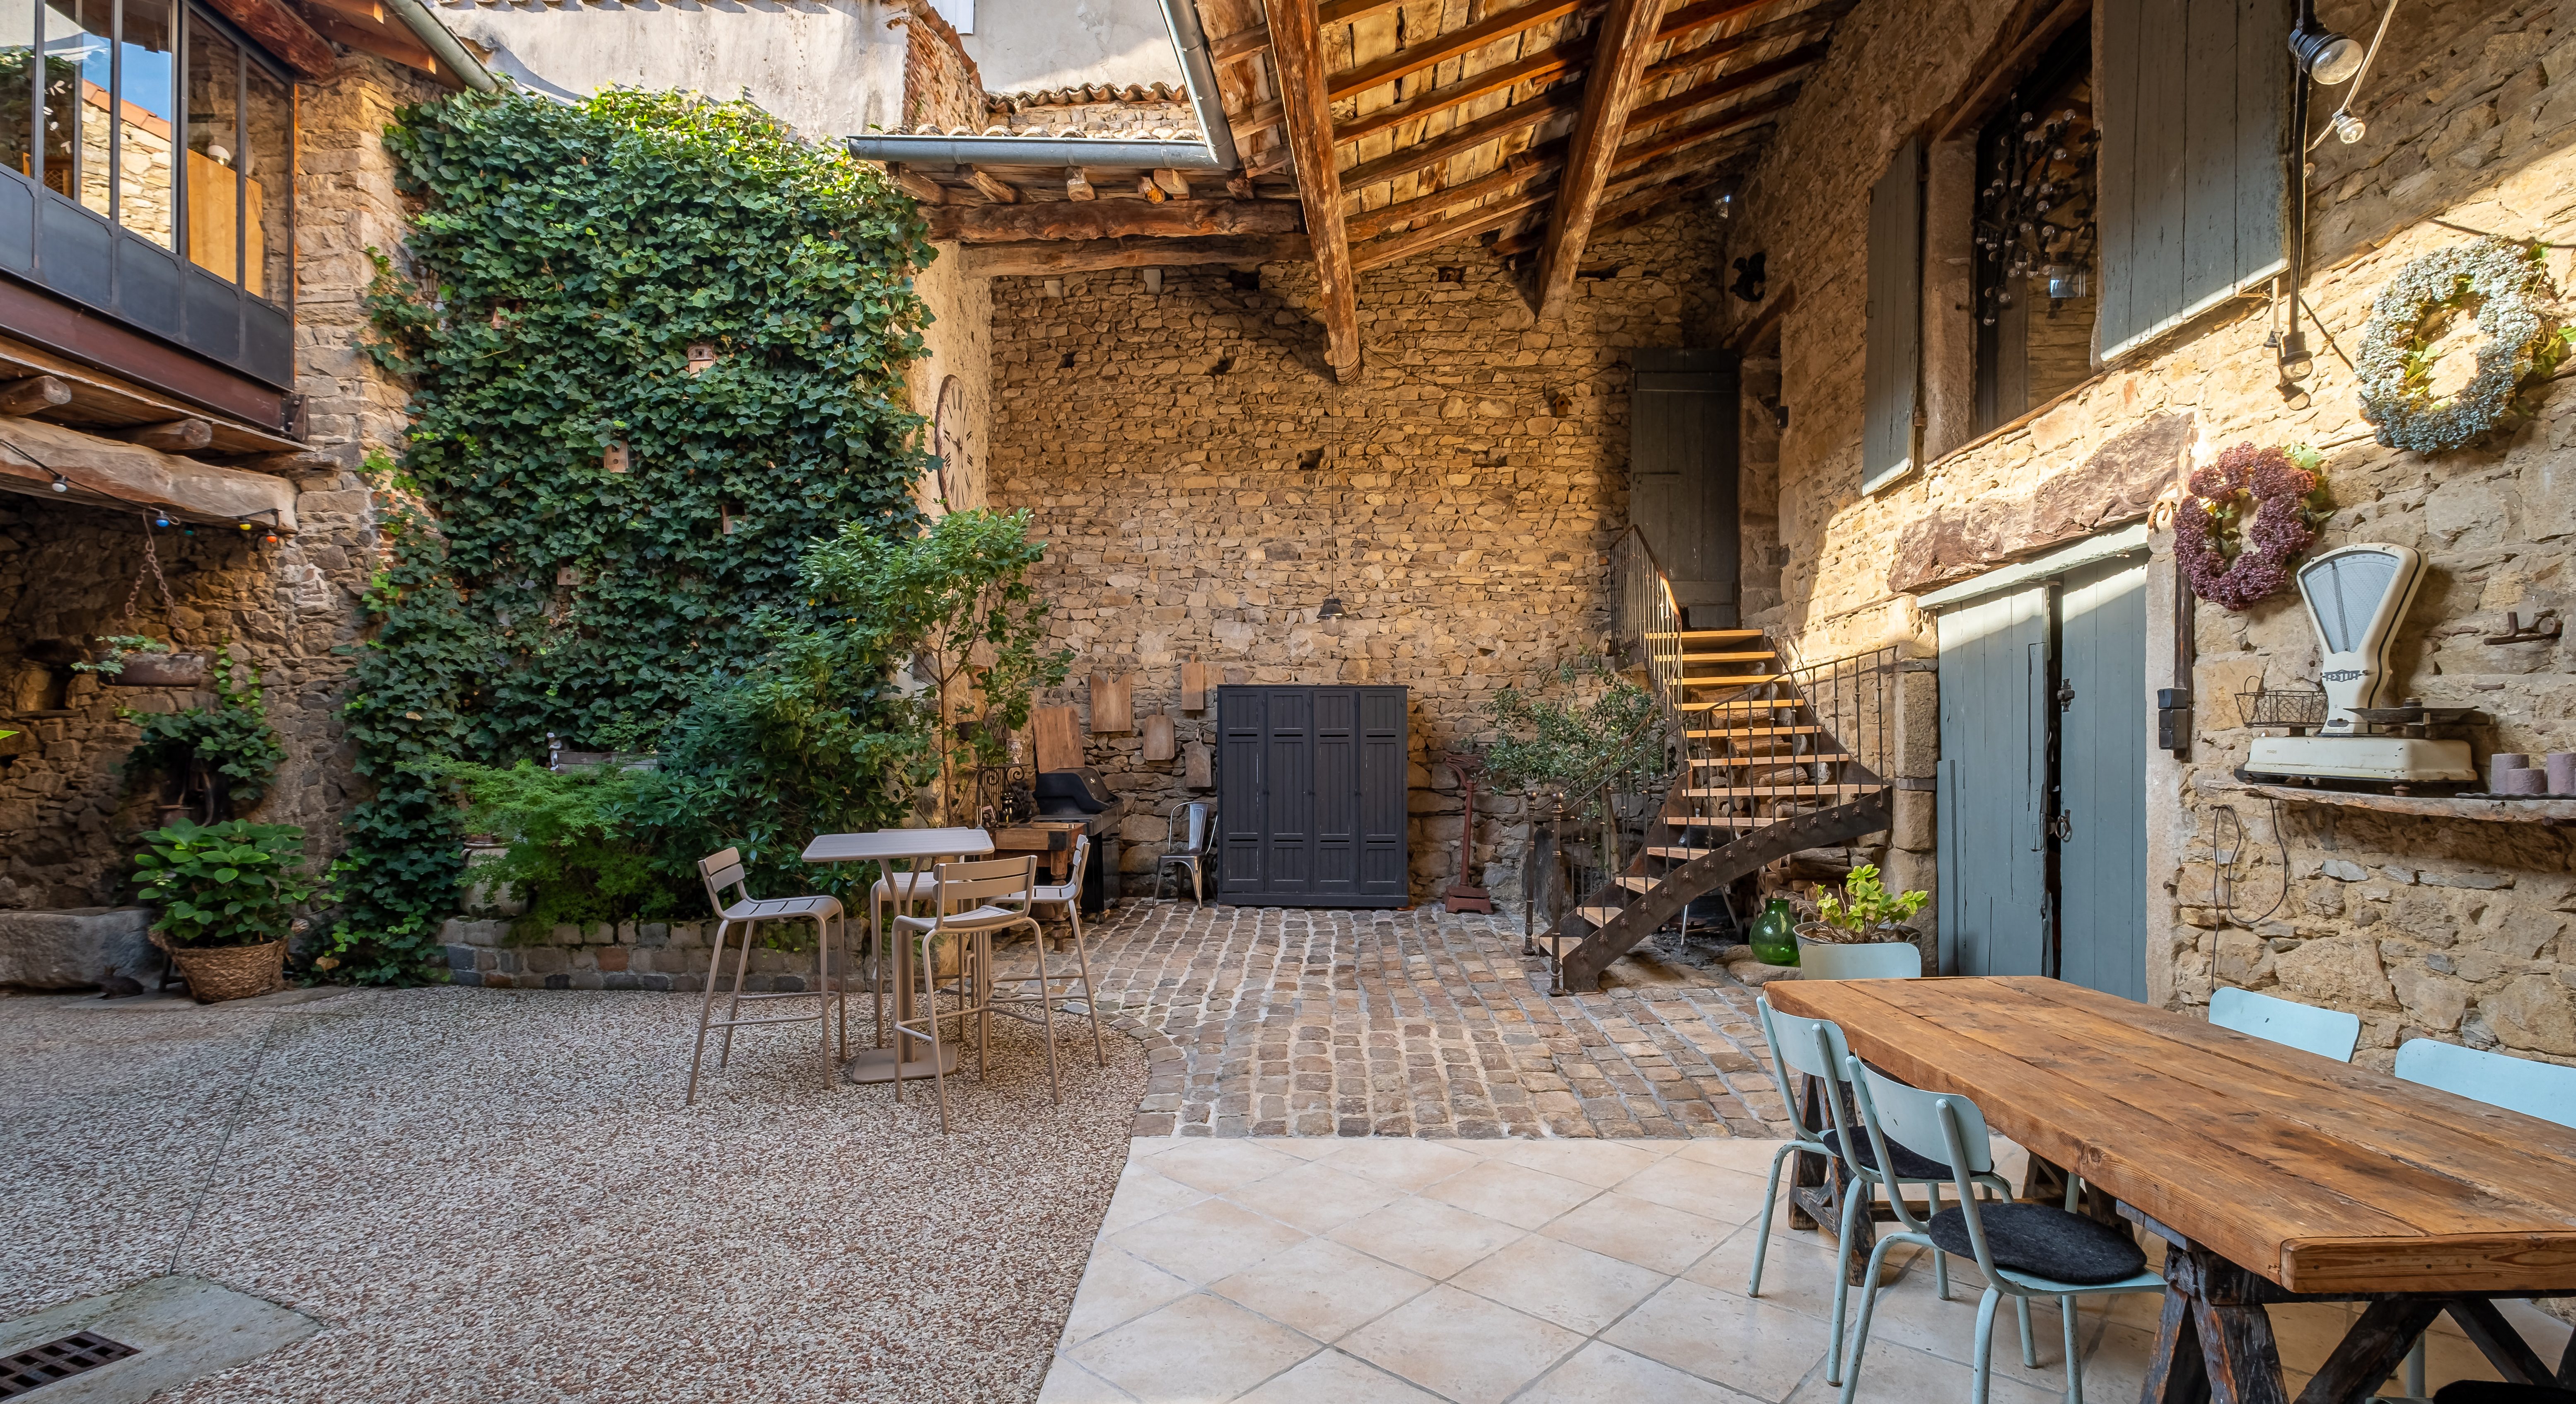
[2049,811,2072,842]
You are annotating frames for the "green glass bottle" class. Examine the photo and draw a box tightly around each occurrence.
[1748,897,1799,966]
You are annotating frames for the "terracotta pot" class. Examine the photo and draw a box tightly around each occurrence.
[159,936,285,1002]
[108,653,210,687]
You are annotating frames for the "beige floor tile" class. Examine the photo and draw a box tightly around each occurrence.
[1339,1283,1587,1404]
[1479,1138,1666,1187]
[1128,1136,1189,1160]
[1071,1293,1321,1404]
[1153,1138,1307,1194]
[1451,1232,1667,1334]
[1214,1237,1435,1343]
[1420,1158,1603,1230]
[1674,1136,1800,1178]
[1111,1196,1314,1284]
[2076,1319,2163,1403]
[1602,1277,1837,1401]
[2264,1301,2360,1377]
[1265,1138,1356,1161]
[1543,1190,1737,1276]
[1235,1348,1445,1403]
[1222,1158,1404,1235]
[1037,1358,1139,1403]
[1792,1336,2067,1404]
[1520,1341,1767,1404]
[1610,1155,1774,1225]
[1841,1263,2077,1370]
[1328,1196,1525,1279]
[1320,1137,1484,1191]
[2412,1322,2507,1390]
[1062,1248,1198,1347]
[1099,1162,1215,1235]
[1686,1218,1882,1326]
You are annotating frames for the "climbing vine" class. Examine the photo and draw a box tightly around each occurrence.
[319,88,936,983]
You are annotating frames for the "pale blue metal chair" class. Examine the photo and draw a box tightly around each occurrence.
[2389,1040,2576,1396]
[1751,996,2004,1385]
[1839,1058,2167,1404]
[1800,941,1925,980]
[2209,985,2362,1061]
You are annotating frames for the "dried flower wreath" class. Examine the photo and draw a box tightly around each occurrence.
[2356,237,2570,454]
[2176,443,2330,611]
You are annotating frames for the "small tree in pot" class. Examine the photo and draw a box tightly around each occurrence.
[131,820,326,1001]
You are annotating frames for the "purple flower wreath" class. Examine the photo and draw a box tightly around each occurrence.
[2175,443,2320,611]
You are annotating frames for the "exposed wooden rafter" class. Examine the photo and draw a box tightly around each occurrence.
[1329,0,1588,102]
[923,200,1302,243]
[1620,44,1823,129]
[1531,0,1677,318]
[965,234,1314,276]
[1269,0,1364,378]
[1334,43,1586,147]
[1353,184,1558,270]
[1492,162,1741,255]
[1338,88,1581,191]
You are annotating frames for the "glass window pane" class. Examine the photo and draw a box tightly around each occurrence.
[39,0,105,213]
[0,0,33,188]
[116,0,175,246]
[242,50,282,300]
[182,9,236,282]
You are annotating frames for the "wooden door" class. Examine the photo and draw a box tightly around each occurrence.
[1936,584,2051,978]
[2054,556,2150,1000]
[1630,349,1742,628]
[1214,685,1409,907]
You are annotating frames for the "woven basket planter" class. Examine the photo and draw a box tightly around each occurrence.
[154,932,285,1002]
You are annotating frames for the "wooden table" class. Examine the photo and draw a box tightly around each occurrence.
[802,828,993,1085]
[1768,976,2576,1404]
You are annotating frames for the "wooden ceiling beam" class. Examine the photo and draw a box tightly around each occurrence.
[1344,143,1563,240]
[965,233,1315,276]
[1645,0,1856,79]
[1271,0,1365,379]
[1353,184,1558,269]
[1335,41,1588,147]
[1492,164,1737,255]
[1529,0,1664,318]
[1328,0,1588,102]
[1610,83,1800,165]
[924,199,1302,243]
[1621,43,1823,129]
[1207,0,1419,67]
[1650,0,1784,47]
[1338,87,1578,189]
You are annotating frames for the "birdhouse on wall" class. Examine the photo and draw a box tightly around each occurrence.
[602,441,629,474]
[686,342,721,375]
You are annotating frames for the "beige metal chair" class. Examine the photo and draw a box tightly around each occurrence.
[1155,802,1215,906]
[1007,832,1107,1072]
[1030,832,1092,947]
[889,855,1044,1133]
[686,847,847,1105]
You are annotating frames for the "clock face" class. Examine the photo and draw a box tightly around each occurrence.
[931,374,968,513]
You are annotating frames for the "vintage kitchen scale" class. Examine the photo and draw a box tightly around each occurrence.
[2237,543,2479,790]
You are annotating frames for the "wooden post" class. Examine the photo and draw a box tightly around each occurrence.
[1267,0,1363,380]
[1532,0,1666,320]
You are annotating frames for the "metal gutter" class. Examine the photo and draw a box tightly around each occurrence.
[382,0,498,92]
[845,0,1239,170]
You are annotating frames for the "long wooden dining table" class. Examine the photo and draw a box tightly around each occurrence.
[1767,976,2576,1404]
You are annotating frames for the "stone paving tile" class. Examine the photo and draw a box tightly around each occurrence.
[1017,900,1791,1140]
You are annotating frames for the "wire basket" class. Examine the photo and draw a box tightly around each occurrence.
[2236,684,2327,730]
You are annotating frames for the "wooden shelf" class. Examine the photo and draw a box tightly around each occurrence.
[2228,780,2576,826]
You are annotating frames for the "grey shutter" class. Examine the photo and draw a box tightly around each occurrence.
[1862,137,1923,494]
[1216,685,1409,907]
[2096,0,2293,360]
[1934,583,2050,978]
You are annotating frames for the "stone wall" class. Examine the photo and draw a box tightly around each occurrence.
[1710,0,2576,1067]
[986,216,1728,903]
[0,55,437,915]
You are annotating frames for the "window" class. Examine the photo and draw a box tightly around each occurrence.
[1861,136,1923,494]
[1972,24,2096,432]
[186,8,287,298]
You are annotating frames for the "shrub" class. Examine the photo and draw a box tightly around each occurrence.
[122,656,286,820]
[131,820,327,949]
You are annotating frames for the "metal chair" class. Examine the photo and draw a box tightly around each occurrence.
[1031,832,1093,948]
[1155,802,1216,905]
[1839,1058,2168,1404]
[2209,985,2362,1061]
[685,847,847,1105]
[1800,940,1926,980]
[889,855,1045,1133]
[1751,996,2004,1385]
[996,833,1107,1081]
[2390,1040,2576,1396]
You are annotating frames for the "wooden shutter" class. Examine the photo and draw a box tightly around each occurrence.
[1862,137,1924,494]
[1630,349,1743,627]
[2095,0,2292,360]
[1212,685,1410,907]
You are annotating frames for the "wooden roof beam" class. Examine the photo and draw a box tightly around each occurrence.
[924,199,1302,243]
[1621,43,1823,129]
[965,233,1314,276]
[1491,159,1742,255]
[1646,0,1856,77]
[1335,42,1588,147]
[1327,0,1588,103]
[1271,0,1365,378]
[1529,0,1665,319]
[1206,0,1421,68]
[1337,87,1579,189]
[1353,184,1559,269]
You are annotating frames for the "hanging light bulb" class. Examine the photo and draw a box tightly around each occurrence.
[2330,109,2368,143]
[48,471,68,493]
[2289,0,2365,83]
[1317,597,1345,620]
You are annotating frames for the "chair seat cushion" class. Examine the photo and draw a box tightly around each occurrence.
[1926,1203,2149,1285]
[1825,1128,1949,1181]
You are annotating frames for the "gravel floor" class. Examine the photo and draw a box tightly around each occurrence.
[2,984,1151,1403]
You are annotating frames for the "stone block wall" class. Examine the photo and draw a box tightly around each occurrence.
[439,917,826,992]
[985,216,1727,907]
[1708,0,2576,1066]
[0,55,438,912]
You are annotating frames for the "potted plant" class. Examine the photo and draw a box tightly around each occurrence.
[74,634,210,688]
[1796,864,1929,951]
[130,819,326,1002]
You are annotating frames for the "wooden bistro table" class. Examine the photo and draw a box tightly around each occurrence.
[1767,976,2576,1404]
[800,827,993,1085]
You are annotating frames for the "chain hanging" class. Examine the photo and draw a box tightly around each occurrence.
[120,513,178,626]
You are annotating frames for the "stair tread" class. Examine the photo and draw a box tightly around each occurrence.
[1684,782,1887,797]
[1687,724,1827,738]
[1577,905,1626,925]
[1677,651,1779,663]
[1692,753,1850,766]
[1615,875,1658,893]
[1647,845,1717,858]
[1672,629,1765,640]
[1681,674,1790,688]
[1677,699,1803,712]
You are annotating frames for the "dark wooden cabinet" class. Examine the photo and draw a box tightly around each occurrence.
[1215,685,1409,907]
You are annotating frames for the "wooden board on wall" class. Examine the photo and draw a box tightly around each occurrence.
[1143,712,1177,761]
[1091,673,1134,732]
[1181,660,1211,711]
[1032,705,1083,773]
[1183,741,1213,789]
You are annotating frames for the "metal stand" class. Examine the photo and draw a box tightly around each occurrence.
[1442,752,1496,914]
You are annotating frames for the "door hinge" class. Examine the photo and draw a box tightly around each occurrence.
[2055,678,2076,712]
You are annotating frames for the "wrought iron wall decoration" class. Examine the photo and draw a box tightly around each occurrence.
[1974,104,2099,324]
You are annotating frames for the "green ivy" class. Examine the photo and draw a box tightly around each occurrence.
[121,654,286,820]
[322,87,935,984]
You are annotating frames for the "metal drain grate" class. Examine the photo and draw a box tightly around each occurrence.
[0,1332,139,1397]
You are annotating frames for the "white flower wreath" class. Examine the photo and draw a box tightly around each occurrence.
[2355,236,2569,454]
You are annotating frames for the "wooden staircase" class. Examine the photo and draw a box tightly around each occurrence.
[1543,533,1898,992]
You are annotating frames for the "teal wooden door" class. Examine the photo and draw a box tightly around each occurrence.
[1936,584,2051,978]
[2054,557,2150,1000]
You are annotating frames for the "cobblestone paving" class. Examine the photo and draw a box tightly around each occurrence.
[1053,901,1793,1141]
